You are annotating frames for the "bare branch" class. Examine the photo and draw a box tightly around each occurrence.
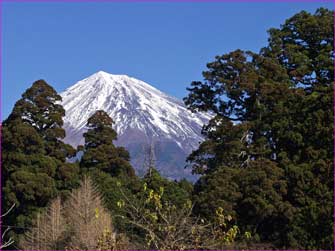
[1,203,16,218]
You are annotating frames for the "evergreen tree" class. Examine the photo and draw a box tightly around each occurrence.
[80,110,135,178]
[79,110,139,235]
[143,168,192,209]
[6,79,75,161]
[184,8,333,249]
[262,8,334,249]
[2,80,80,248]
[262,8,333,88]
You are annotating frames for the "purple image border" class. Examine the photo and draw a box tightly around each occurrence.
[0,0,334,250]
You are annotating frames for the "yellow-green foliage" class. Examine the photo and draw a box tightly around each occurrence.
[117,182,246,250]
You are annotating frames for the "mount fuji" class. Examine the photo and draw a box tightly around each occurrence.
[60,71,211,180]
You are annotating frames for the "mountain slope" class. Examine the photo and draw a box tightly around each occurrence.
[61,71,210,180]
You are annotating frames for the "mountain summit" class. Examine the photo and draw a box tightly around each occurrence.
[61,71,210,180]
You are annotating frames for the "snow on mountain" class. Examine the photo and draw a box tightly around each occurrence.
[61,71,211,180]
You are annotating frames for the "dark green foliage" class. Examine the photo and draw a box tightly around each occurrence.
[284,162,333,249]
[177,178,193,195]
[79,110,140,237]
[187,117,248,174]
[194,160,294,246]
[184,50,289,122]
[2,8,333,250]
[2,80,80,248]
[143,168,192,208]
[185,8,333,249]
[6,80,74,161]
[236,160,293,245]
[5,170,57,208]
[56,162,80,198]
[262,8,334,88]
[2,120,59,236]
[7,80,64,132]
[193,167,241,220]
[262,8,334,249]
[88,169,141,233]
[80,110,135,177]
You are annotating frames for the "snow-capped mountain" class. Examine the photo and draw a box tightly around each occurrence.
[61,71,211,180]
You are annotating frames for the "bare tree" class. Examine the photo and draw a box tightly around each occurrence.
[64,176,115,250]
[18,176,130,250]
[20,197,65,250]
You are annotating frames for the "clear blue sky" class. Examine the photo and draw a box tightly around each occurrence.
[2,1,333,119]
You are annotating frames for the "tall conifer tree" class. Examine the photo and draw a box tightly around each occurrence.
[184,8,333,249]
[2,80,79,248]
[80,110,135,178]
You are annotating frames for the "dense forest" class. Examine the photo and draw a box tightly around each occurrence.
[1,8,333,250]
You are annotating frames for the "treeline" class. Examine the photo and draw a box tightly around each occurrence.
[1,8,333,250]
[1,86,242,249]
